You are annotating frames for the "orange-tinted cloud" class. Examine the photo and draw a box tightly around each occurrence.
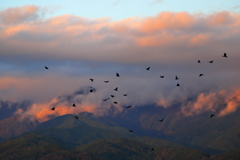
[181,88,240,116]
[0,5,40,24]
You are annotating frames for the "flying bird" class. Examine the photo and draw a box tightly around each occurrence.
[45,66,49,69]
[211,114,215,118]
[116,73,120,77]
[157,119,164,122]
[114,87,118,91]
[129,130,133,132]
[51,107,55,111]
[123,94,127,96]
[160,76,164,78]
[104,81,109,83]
[175,76,179,80]
[151,148,154,151]
[74,116,79,119]
[198,60,201,63]
[146,67,150,70]
[208,60,213,63]
[176,83,180,86]
[103,98,109,101]
[222,53,228,58]
[113,102,118,104]
[126,106,132,108]
[199,74,204,77]
[72,103,76,107]
[90,78,94,82]
[111,95,115,98]
[90,89,94,92]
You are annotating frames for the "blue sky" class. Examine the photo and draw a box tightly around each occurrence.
[1,0,240,20]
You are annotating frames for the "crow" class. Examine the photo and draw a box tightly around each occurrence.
[103,98,109,101]
[175,76,179,80]
[72,103,76,107]
[114,102,118,104]
[51,107,55,111]
[126,106,132,108]
[222,53,228,58]
[199,74,204,77]
[198,60,201,63]
[104,81,109,83]
[111,95,115,98]
[151,148,154,151]
[114,87,118,91]
[157,119,164,122]
[90,89,94,92]
[45,66,49,69]
[116,73,120,77]
[129,130,133,132]
[90,78,94,82]
[123,94,127,96]
[208,60,213,63]
[211,114,215,118]
[160,76,164,78]
[74,116,79,119]
[146,67,150,70]
[176,83,180,86]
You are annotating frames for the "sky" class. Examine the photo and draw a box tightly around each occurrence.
[0,0,240,122]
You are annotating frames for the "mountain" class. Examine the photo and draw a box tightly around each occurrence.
[1,133,239,160]
[82,104,240,154]
[0,133,102,160]
[0,116,38,141]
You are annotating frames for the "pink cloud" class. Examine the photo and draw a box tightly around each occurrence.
[0,5,40,24]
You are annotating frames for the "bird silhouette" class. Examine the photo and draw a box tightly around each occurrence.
[104,81,109,83]
[157,119,164,122]
[90,78,94,82]
[129,130,133,132]
[103,98,109,101]
[198,60,201,63]
[199,74,204,77]
[116,73,120,77]
[45,66,49,69]
[90,89,94,92]
[160,76,164,78]
[51,107,55,111]
[72,103,76,107]
[222,53,228,58]
[151,148,154,151]
[113,102,118,104]
[126,106,132,108]
[74,116,79,119]
[111,95,115,98]
[208,60,213,63]
[114,87,118,91]
[175,76,179,80]
[123,94,127,96]
[211,114,215,118]
[176,83,180,86]
[146,67,150,70]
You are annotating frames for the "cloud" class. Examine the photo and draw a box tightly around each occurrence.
[0,5,41,24]
[181,88,240,116]
[149,0,163,5]
[0,6,240,119]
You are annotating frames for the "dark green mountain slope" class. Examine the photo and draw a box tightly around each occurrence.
[0,133,102,160]
[1,132,239,160]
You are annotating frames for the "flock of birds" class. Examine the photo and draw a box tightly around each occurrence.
[45,52,228,151]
